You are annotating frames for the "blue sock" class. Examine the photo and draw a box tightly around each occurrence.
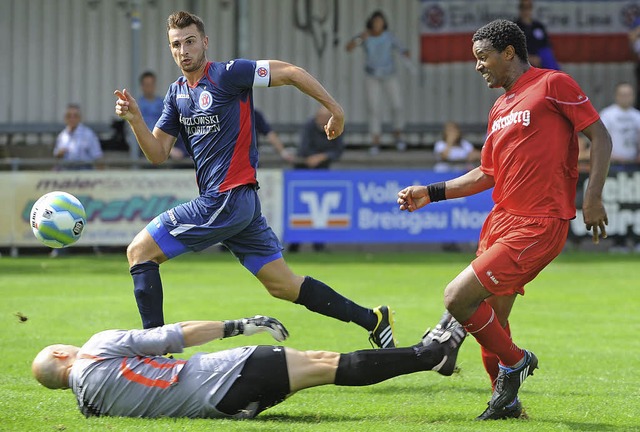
[294,276,377,331]
[130,261,164,329]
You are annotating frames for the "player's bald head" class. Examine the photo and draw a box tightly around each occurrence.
[32,344,78,389]
[167,11,206,37]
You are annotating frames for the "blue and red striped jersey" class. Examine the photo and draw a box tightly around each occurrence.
[156,59,271,195]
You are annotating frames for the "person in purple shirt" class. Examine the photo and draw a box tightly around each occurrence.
[114,11,396,349]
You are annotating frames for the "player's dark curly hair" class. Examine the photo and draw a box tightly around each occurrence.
[472,19,528,62]
[167,11,206,37]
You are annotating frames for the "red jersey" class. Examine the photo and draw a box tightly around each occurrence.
[480,67,599,220]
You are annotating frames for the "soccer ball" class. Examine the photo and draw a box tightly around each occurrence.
[30,191,86,248]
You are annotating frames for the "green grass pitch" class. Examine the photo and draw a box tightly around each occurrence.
[1,251,639,431]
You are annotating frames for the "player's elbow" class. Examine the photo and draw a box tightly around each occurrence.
[148,157,167,166]
[275,64,307,87]
[146,152,169,165]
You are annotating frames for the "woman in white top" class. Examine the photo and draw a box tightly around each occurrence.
[433,122,480,172]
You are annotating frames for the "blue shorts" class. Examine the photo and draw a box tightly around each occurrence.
[146,185,283,274]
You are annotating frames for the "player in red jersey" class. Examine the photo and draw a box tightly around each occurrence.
[397,19,611,420]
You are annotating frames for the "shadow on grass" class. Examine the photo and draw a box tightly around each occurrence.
[257,411,469,424]
[257,412,369,423]
[534,419,621,431]
[258,410,625,429]
[362,383,488,397]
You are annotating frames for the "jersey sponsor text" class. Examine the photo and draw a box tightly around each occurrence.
[179,114,221,135]
[491,110,531,133]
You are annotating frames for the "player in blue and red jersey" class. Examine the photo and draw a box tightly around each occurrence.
[114,11,398,349]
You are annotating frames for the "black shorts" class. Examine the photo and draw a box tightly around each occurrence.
[216,346,290,418]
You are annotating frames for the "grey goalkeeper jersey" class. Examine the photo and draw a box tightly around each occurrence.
[68,324,256,418]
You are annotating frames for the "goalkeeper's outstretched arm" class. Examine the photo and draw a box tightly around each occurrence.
[179,316,289,347]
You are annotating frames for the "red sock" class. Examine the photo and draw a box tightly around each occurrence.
[481,322,511,390]
[463,302,523,367]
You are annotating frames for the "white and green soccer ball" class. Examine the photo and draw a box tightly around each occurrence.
[30,191,86,248]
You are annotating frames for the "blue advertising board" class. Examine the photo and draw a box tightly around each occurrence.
[283,170,494,243]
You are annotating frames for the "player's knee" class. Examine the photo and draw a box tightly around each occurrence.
[443,282,464,316]
[261,273,303,302]
[127,240,149,266]
[126,241,138,266]
[127,237,154,267]
[264,280,298,301]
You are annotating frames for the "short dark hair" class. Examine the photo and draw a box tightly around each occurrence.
[366,10,388,30]
[167,11,206,37]
[139,71,156,84]
[472,19,528,63]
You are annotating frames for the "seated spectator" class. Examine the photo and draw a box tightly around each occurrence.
[255,109,294,162]
[433,122,480,172]
[54,104,103,170]
[288,106,344,253]
[599,82,640,253]
[52,104,103,257]
[600,82,640,169]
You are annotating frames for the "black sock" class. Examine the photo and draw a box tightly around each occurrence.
[130,261,165,329]
[294,277,377,331]
[334,345,444,386]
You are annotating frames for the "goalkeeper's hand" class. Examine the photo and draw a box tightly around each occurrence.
[223,315,289,342]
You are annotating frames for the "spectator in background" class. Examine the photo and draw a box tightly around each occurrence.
[138,71,189,162]
[288,106,344,253]
[599,82,640,253]
[433,122,480,252]
[255,109,295,162]
[599,82,640,167]
[138,71,164,132]
[52,104,103,257]
[54,104,103,169]
[433,122,480,172]
[515,0,560,70]
[346,10,408,155]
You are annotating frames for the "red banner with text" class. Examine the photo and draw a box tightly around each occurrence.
[420,0,640,63]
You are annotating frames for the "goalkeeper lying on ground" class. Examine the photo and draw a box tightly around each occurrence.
[32,315,465,419]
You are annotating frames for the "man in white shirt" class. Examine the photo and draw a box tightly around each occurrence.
[599,82,640,165]
[599,82,640,252]
[54,104,103,169]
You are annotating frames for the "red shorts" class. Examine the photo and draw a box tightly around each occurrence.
[471,209,569,296]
